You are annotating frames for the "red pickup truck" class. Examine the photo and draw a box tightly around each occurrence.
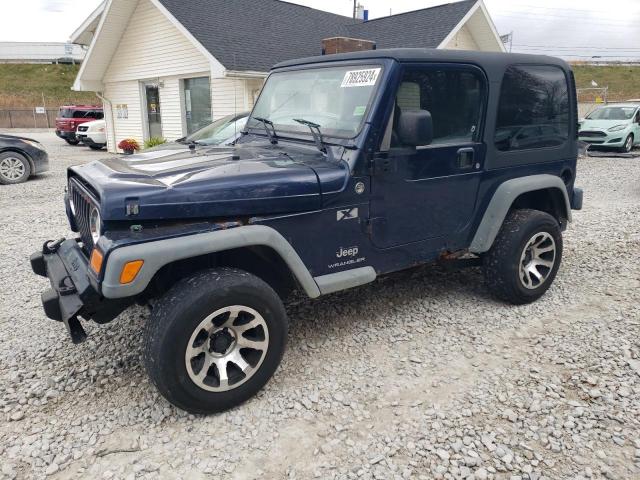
[55,105,103,145]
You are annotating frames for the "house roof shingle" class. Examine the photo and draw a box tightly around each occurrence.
[156,0,477,72]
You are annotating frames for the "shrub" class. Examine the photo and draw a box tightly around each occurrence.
[144,136,167,149]
[117,138,140,151]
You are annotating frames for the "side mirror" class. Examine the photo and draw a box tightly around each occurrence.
[397,109,433,147]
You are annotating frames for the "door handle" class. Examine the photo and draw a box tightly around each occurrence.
[457,148,475,169]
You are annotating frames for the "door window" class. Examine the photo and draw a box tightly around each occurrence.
[494,65,569,151]
[391,67,484,147]
[183,77,212,134]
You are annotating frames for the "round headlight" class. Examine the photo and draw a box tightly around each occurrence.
[89,207,101,244]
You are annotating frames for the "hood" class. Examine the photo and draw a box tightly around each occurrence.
[80,119,105,129]
[580,118,631,130]
[70,142,349,221]
[0,134,39,143]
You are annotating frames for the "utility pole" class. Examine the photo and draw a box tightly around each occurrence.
[353,0,357,20]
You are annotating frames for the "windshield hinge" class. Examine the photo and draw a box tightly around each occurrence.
[370,152,394,175]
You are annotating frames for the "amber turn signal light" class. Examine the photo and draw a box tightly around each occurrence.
[119,260,144,284]
[90,249,103,273]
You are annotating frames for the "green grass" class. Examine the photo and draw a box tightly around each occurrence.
[0,64,97,108]
[0,62,638,108]
[572,65,640,102]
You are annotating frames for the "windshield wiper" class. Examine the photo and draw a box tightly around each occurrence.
[293,118,326,153]
[252,117,278,145]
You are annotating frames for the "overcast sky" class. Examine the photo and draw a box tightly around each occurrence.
[1,0,639,61]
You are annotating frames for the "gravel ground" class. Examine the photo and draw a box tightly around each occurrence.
[1,131,639,480]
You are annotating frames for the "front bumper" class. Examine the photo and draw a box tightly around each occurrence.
[55,130,77,141]
[27,148,49,174]
[571,187,583,210]
[578,130,627,147]
[31,238,129,343]
[78,134,106,147]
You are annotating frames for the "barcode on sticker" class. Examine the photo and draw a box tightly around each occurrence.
[341,68,381,88]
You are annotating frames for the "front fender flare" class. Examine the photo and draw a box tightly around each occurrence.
[101,225,322,299]
[469,174,571,254]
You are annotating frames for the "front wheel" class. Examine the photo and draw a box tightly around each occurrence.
[143,267,288,413]
[621,134,634,153]
[483,209,563,305]
[89,144,105,150]
[0,152,31,184]
[65,138,80,145]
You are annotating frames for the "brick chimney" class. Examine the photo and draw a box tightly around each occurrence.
[322,37,376,55]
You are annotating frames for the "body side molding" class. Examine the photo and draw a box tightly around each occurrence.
[314,266,377,295]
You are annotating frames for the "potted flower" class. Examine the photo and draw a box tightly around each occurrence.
[118,138,140,155]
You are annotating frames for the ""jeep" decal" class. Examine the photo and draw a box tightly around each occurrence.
[336,246,359,258]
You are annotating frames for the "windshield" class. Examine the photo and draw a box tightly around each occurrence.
[248,65,383,139]
[587,106,637,120]
[185,114,247,145]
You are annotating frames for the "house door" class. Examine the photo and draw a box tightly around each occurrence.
[143,81,162,138]
[370,64,487,249]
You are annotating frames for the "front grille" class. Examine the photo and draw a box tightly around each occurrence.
[78,126,89,132]
[69,178,98,254]
[579,130,606,138]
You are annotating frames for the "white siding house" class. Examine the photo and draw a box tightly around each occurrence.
[74,0,265,152]
[72,0,504,153]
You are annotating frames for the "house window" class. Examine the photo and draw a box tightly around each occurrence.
[494,65,569,151]
[183,77,212,134]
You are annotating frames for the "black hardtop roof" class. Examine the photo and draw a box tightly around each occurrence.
[273,48,571,72]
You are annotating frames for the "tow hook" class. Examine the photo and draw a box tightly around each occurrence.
[42,238,66,254]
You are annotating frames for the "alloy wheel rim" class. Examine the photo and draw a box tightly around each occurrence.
[185,305,269,392]
[519,232,556,290]
[625,136,633,152]
[0,157,26,180]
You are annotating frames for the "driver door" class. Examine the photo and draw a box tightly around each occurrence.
[369,64,487,249]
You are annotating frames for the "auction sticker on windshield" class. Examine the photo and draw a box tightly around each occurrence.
[341,68,381,88]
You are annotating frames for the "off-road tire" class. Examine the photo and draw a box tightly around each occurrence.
[483,209,563,305]
[0,151,31,185]
[65,138,80,145]
[143,267,288,414]
[621,134,634,153]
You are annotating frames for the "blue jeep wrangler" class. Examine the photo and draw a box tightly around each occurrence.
[31,49,583,413]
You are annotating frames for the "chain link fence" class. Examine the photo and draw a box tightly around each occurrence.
[0,108,59,128]
[577,87,609,119]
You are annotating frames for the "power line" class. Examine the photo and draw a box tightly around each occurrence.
[510,3,640,16]
[495,11,634,28]
[513,44,640,51]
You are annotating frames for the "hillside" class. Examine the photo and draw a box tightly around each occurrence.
[571,64,640,102]
[0,64,96,109]
[0,62,638,109]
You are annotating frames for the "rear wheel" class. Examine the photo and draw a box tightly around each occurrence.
[89,144,105,150]
[483,209,562,305]
[621,134,633,153]
[0,152,31,184]
[144,267,288,413]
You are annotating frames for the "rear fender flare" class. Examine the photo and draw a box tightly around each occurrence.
[469,174,571,253]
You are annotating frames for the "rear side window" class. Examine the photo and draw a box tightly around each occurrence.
[495,65,569,151]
